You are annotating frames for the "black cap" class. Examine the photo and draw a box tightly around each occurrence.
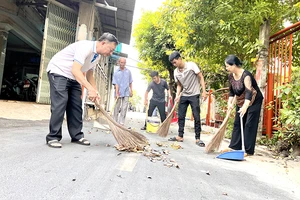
[169,51,181,62]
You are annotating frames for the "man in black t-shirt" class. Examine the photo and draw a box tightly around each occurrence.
[141,71,172,130]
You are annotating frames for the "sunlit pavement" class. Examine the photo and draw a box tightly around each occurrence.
[0,106,299,200]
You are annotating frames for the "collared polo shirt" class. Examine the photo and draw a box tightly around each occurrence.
[174,61,201,97]
[112,67,133,97]
[46,40,100,80]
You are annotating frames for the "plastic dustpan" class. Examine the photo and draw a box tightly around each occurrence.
[217,116,245,161]
[216,150,245,161]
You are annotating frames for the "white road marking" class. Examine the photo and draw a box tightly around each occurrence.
[117,153,141,172]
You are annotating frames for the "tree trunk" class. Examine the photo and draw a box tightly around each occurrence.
[255,19,270,138]
[167,67,176,100]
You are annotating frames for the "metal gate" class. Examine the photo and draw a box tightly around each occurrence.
[37,2,78,104]
[264,22,300,137]
[94,56,110,107]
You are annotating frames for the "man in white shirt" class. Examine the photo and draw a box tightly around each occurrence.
[168,51,207,147]
[46,32,119,148]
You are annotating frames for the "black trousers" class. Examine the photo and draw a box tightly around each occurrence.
[229,98,263,154]
[178,94,201,139]
[148,99,166,121]
[144,99,166,127]
[46,73,84,142]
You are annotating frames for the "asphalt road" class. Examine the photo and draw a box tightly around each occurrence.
[0,112,299,200]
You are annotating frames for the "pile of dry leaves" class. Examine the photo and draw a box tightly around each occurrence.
[142,142,183,169]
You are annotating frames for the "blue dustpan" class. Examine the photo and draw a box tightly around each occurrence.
[216,150,245,161]
[217,116,245,161]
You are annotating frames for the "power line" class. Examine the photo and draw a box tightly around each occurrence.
[115,55,156,71]
[125,64,152,71]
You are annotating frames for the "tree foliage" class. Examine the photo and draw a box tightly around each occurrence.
[129,90,142,111]
[133,0,300,91]
[133,10,177,96]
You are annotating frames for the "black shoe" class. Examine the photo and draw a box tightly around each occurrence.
[141,127,146,130]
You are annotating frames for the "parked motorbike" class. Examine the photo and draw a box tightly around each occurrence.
[22,75,38,101]
[0,73,23,100]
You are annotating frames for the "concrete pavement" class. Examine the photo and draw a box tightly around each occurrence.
[0,100,300,200]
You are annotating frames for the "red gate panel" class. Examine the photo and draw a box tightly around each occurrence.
[264,22,300,138]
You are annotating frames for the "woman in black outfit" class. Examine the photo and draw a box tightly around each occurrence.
[224,55,263,156]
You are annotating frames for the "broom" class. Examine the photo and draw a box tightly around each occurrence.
[94,100,148,152]
[94,98,118,130]
[157,94,181,137]
[205,96,236,153]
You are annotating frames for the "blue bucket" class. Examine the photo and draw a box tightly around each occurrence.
[216,150,245,161]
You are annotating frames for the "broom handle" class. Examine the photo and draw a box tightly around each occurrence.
[95,99,127,129]
[145,104,149,121]
[111,97,119,116]
[240,116,245,151]
[169,92,181,116]
[224,95,237,120]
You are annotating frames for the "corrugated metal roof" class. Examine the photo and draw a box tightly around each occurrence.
[14,0,136,45]
[97,0,136,45]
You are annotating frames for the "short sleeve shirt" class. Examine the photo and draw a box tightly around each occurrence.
[112,68,133,97]
[174,61,201,96]
[147,79,169,102]
[46,40,100,80]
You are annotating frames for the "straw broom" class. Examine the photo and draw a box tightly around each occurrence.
[157,94,181,137]
[94,98,119,130]
[94,100,148,152]
[205,96,236,153]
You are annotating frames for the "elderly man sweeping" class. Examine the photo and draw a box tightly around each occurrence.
[46,33,119,148]
[112,57,133,127]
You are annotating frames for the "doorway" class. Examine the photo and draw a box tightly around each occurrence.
[0,32,40,102]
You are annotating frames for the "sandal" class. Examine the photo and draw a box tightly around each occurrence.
[196,140,205,147]
[47,140,62,148]
[71,138,90,146]
[168,137,184,142]
[220,148,233,153]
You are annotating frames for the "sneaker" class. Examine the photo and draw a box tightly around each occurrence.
[141,126,146,130]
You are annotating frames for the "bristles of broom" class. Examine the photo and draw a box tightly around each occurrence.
[205,113,230,153]
[157,100,178,137]
[94,100,148,152]
[205,97,236,153]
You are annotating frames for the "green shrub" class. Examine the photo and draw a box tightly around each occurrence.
[272,66,300,154]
